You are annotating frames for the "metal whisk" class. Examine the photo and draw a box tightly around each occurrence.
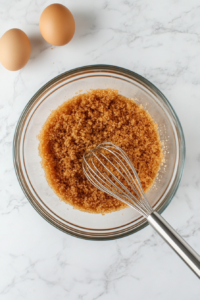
[83,142,200,278]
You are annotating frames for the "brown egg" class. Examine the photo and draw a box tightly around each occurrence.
[39,4,75,46]
[0,29,31,71]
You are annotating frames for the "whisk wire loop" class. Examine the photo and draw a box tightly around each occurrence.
[93,151,137,201]
[83,142,153,217]
[83,153,135,203]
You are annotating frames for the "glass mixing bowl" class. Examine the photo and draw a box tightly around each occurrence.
[13,65,185,240]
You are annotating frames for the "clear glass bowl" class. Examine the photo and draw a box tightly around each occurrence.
[13,65,185,240]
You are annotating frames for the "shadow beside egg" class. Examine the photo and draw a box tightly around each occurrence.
[72,11,97,41]
[29,34,50,59]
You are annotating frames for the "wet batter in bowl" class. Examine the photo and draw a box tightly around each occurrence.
[38,89,163,213]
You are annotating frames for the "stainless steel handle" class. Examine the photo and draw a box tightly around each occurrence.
[147,212,200,278]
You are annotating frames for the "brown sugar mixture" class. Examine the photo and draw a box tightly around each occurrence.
[38,89,163,214]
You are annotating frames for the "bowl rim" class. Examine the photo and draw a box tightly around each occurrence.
[13,64,186,240]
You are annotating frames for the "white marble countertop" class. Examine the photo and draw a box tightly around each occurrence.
[1,0,200,299]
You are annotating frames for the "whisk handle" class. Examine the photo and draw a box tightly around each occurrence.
[148,212,200,278]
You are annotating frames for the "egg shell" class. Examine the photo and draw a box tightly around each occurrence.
[0,28,31,71]
[39,4,75,46]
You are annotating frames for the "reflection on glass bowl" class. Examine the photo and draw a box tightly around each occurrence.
[13,65,185,240]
